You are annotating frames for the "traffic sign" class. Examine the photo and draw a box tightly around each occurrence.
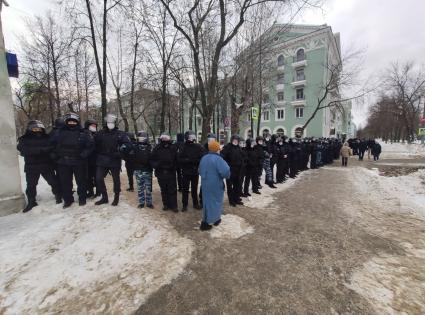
[418,128,425,136]
[251,107,258,120]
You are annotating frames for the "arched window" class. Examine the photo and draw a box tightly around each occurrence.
[296,48,305,62]
[295,127,304,138]
[276,128,285,136]
[277,55,284,67]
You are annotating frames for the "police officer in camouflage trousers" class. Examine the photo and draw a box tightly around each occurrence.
[129,131,154,209]
[50,113,94,208]
[178,130,205,211]
[18,120,62,212]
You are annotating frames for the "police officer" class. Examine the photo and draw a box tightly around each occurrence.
[177,130,205,211]
[84,119,98,198]
[94,114,130,206]
[275,136,290,183]
[221,134,244,206]
[130,131,154,209]
[50,113,94,208]
[18,120,62,212]
[243,138,262,195]
[151,132,178,212]
[175,133,185,192]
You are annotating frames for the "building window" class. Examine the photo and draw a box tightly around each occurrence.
[296,48,305,62]
[295,107,304,118]
[277,92,284,102]
[263,93,269,103]
[296,88,304,100]
[277,73,284,84]
[276,128,285,136]
[262,110,270,122]
[296,68,305,81]
[277,55,284,66]
[276,108,285,121]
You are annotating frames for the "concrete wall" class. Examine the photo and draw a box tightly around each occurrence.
[0,16,25,216]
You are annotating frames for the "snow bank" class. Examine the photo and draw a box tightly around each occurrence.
[351,167,425,218]
[380,141,425,159]
[209,214,254,239]
[0,159,194,314]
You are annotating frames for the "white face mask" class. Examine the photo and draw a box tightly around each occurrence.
[258,140,264,145]
[279,142,283,145]
[232,140,239,146]
[107,122,115,130]
[89,125,97,132]
[208,138,215,143]
[138,137,146,142]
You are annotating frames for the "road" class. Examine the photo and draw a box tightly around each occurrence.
[123,155,425,314]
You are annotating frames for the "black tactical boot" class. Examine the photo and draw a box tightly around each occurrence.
[213,219,221,226]
[182,205,188,212]
[55,195,62,204]
[23,201,37,213]
[79,198,86,206]
[111,193,119,206]
[200,221,212,231]
[63,200,74,209]
[95,193,108,205]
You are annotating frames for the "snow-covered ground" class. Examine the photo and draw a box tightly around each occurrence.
[209,214,254,239]
[352,167,425,218]
[0,159,194,314]
[380,141,425,159]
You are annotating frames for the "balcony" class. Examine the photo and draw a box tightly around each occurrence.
[291,96,306,106]
[292,59,308,68]
[291,79,306,87]
[276,83,285,90]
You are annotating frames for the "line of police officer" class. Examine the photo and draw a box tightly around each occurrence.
[18,113,342,213]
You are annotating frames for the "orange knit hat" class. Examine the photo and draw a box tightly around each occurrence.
[208,140,220,152]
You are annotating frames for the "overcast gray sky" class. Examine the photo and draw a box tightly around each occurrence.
[2,0,425,127]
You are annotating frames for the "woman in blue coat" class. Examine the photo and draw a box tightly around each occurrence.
[199,141,230,231]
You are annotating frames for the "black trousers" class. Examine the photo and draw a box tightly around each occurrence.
[243,168,254,194]
[276,159,288,182]
[96,166,121,195]
[57,164,87,203]
[157,174,178,209]
[87,163,97,194]
[252,167,262,191]
[181,174,199,206]
[25,166,60,202]
[358,150,365,160]
[289,160,297,178]
[176,167,183,191]
[342,157,348,166]
[126,164,134,189]
[226,171,241,204]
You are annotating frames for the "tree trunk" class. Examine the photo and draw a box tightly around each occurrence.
[115,87,129,132]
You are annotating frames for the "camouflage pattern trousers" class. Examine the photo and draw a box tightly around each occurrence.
[134,170,153,206]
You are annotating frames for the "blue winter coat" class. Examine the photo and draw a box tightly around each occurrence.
[199,152,230,224]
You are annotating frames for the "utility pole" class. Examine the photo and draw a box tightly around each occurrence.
[0,0,25,215]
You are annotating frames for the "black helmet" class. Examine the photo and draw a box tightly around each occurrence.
[64,112,80,124]
[160,132,171,142]
[54,117,64,129]
[137,130,149,143]
[27,120,45,131]
[256,136,264,142]
[84,119,97,129]
[246,138,252,147]
[231,134,240,141]
[184,130,196,142]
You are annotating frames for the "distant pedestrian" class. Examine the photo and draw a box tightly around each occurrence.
[340,142,352,167]
[199,140,230,231]
[372,141,382,161]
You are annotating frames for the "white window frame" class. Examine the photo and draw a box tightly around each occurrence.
[275,108,285,121]
[277,91,284,102]
[296,68,305,81]
[296,88,304,100]
[296,48,305,62]
[262,110,270,122]
[277,54,284,66]
[295,107,304,119]
[277,73,285,84]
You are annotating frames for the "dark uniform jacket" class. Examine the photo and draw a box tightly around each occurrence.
[151,142,178,177]
[17,132,54,172]
[95,128,130,168]
[177,142,206,176]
